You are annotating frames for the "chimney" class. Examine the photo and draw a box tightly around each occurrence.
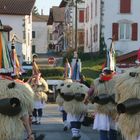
[41,9,43,15]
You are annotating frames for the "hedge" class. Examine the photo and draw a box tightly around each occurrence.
[26,67,64,78]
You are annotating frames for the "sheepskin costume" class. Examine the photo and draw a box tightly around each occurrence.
[0,78,34,140]
[93,72,118,140]
[56,79,73,106]
[61,82,89,139]
[115,67,140,140]
[29,77,48,124]
[93,76,117,118]
[56,79,73,131]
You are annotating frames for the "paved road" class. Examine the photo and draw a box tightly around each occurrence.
[32,104,99,140]
[32,104,123,140]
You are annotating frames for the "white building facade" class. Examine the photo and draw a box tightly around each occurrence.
[102,0,140,54]
[84,0,101,53]
[1,15,32,63]
[32,15,48,54]
[0,0,35,63]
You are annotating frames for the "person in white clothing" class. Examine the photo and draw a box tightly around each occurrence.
[91,69,117,140]
[29,78,48,125]
[56,79,73,131]
[61,82,89,140]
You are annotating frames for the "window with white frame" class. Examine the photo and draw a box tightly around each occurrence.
[119,23,131,40]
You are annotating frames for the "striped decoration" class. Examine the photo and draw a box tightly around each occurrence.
[0,31,13,73]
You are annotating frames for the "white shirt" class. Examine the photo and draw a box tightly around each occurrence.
[93,113,117,131]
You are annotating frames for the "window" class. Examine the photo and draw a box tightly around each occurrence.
[112,22,138,41]
[120,0,131,13]
[32,31,35,38]
[79,10,84,23]
[32,45,36,53]
[120,23,131,40]
[78,31,84,45]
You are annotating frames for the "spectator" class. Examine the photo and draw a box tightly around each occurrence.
[64,58,72,79]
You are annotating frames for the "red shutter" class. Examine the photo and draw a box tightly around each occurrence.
[120,0,131,13]
[132,23,138,41]
[79,10,84,23]
[112,23,119,41]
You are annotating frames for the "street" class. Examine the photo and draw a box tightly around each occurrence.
[32,104,99,140]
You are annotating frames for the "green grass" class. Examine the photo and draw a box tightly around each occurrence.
[81,58,105,80]
[82,58,105,68]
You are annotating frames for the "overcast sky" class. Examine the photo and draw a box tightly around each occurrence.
[35,0,62,15]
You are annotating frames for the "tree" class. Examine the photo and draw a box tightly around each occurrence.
[32,6,40,15]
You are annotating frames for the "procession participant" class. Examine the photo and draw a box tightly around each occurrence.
[0,77,34,140]
[56,79,73,131]
[115,67,140,140]
[92,68,117,140]
[30,77,48,125]
[28,54,41,85]
[61,82,89,140]
[0,23,34,140]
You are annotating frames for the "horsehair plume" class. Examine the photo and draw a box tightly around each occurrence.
[8,82,16,89]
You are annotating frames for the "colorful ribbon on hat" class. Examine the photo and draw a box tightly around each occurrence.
[0,32,13,73]
[100,72,115,81]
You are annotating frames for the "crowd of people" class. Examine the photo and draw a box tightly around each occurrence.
[0,29,140,140]
[56,57,140,140]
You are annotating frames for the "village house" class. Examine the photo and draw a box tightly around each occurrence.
[0,0,35,63]
[84,0,101,53]
[101,0,140,55]
[47,7,65,52]
[60,0,85,51]
[32,15,48,54]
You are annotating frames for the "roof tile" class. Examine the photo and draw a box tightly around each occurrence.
[0,0,35,15]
